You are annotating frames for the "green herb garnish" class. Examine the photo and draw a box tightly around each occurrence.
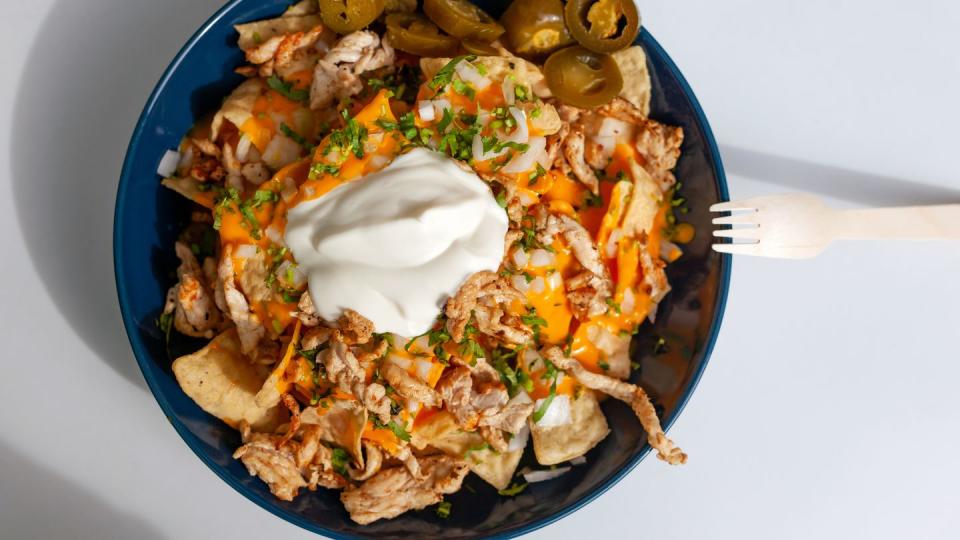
[267,75,308,102]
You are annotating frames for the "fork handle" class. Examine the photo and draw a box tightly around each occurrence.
[833,204,960,240]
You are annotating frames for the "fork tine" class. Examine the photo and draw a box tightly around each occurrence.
[712,242,763,256]
[710,201,756,212]
[712,212,759,225]
[713,227,761,240]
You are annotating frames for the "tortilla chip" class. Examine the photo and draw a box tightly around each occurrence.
[531,389,609,465]
[413,411,524,490]
[612,46,651,117]
[621,158,662,236]
[161,177,215,209]
[211,78,263,142]
[172,329,286,432]
[234,14,324,51]
[284,0,318,16]
[301,400,368,466]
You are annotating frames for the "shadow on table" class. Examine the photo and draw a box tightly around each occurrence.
[9,0,221,391]
[0,440,167,540]
[720,145,960,206]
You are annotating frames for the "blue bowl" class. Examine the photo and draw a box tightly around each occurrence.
[113,1,731,537]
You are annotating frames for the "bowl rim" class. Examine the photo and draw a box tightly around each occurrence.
[113,2,731,537]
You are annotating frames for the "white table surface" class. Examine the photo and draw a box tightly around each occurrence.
[2,0,959,538]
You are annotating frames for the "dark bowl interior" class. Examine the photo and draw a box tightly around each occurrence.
[113,0,731,537]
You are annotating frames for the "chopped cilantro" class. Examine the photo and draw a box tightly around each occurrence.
[585,191,604,208]
[386,419,411,442]
[436,107,455,133]
[436,500,452,519]
[212,187,240,231]
[521,308,548,344]
[330,447,349,476]
[428,55,476,90]
[327,110,368,159]
[309,162,340,178]
[279,122,313,151]
[528,163,547,187]
[606,298,622,314]
[451,79,476,99]
[157,311,174,347]
[598,359,610,371]
[266,75,308,102]
[249,189,279,208]
[498,482,528,496]
[495,190,508,209]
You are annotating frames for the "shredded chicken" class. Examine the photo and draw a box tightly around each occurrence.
[542,347,687,465]
[310,31,395,110]
[218,244,265,355]
[340,455,469,525]
[596,98,684,191]
[556,215,613,319]
[320,340,391,423]
[245,25,328,77]
[348,441,383,482]
[294,292,322,327]
[383,361,441,408]
[445,271,529,344]
[562,126,600,194]
[163,242,221,338]
[337,309,374,345]
[234,421,349,501]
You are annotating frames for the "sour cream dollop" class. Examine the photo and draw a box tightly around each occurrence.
[285,148,508,336]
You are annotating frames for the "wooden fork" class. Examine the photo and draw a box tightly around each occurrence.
[710,193,960,258]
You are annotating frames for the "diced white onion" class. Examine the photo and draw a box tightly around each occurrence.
[406,398,422,414]
[522,348,540,366]
[455,61,491,90]
[504,107,528,144]
[660,239,682,261]
[502,77,516,106]
[363,133,384,154]
[415,359,434,382]
[262,134,301,170]
[529,249,554,268]
[502,136,547,174]
[569,456,587,466]
[621,287,636,315]
[433,98,452,115]
[235,244,258,260]
[413,335,430,353]
[529,276,545,294]
[275,260,306,288]
[556,371,566,386]
[534,394,571,427]
[417,100,436,122]
[177,147,194,174]
[508,422,530,452]
[471,133,508,162]
[517,191,536,206]
[547,272,563,291]
[280,176,298,202]
[236,134,253,162]
[511,274,530,294]
[369,154,392,172]
[523,466,571,483]
[512,248,529,269]
[264,224,286,246]
[157,149,180,178]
